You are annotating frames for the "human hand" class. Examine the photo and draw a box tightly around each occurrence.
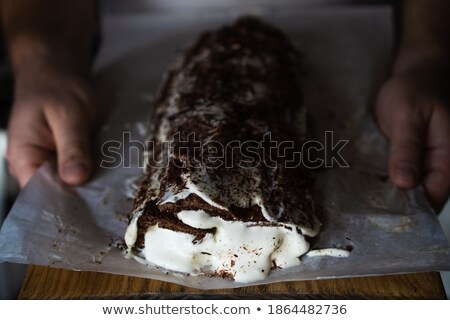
[6,58,97,188]
[376,52,450,211]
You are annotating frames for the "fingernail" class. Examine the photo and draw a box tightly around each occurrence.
[62,161,88,177]
[394,165,417,187]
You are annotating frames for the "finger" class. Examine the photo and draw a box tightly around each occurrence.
[388,115,425,189]
[7,143,53,188]
[423,106,450,211]
[45,105,93,185]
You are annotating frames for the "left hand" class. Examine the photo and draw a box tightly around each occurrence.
[6,54,97,187]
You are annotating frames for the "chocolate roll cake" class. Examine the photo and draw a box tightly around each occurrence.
[125,17,321,283]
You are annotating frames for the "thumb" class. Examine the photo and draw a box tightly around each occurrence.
[46,106,93,185]
[388,116,425,189]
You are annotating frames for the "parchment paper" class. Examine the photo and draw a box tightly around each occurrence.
[1,7,450,289]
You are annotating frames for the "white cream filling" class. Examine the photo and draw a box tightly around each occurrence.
[251,194,275,222]
[125,210,310,283]
[158,175,280,225]
[124,211,142,248]
[158,180,228,211]
[159,186,317,237]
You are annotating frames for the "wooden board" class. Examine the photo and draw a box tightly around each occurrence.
[19,265,446,299]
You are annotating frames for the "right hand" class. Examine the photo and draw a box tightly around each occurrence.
[7,58,97,188]
[376,51,450,211]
